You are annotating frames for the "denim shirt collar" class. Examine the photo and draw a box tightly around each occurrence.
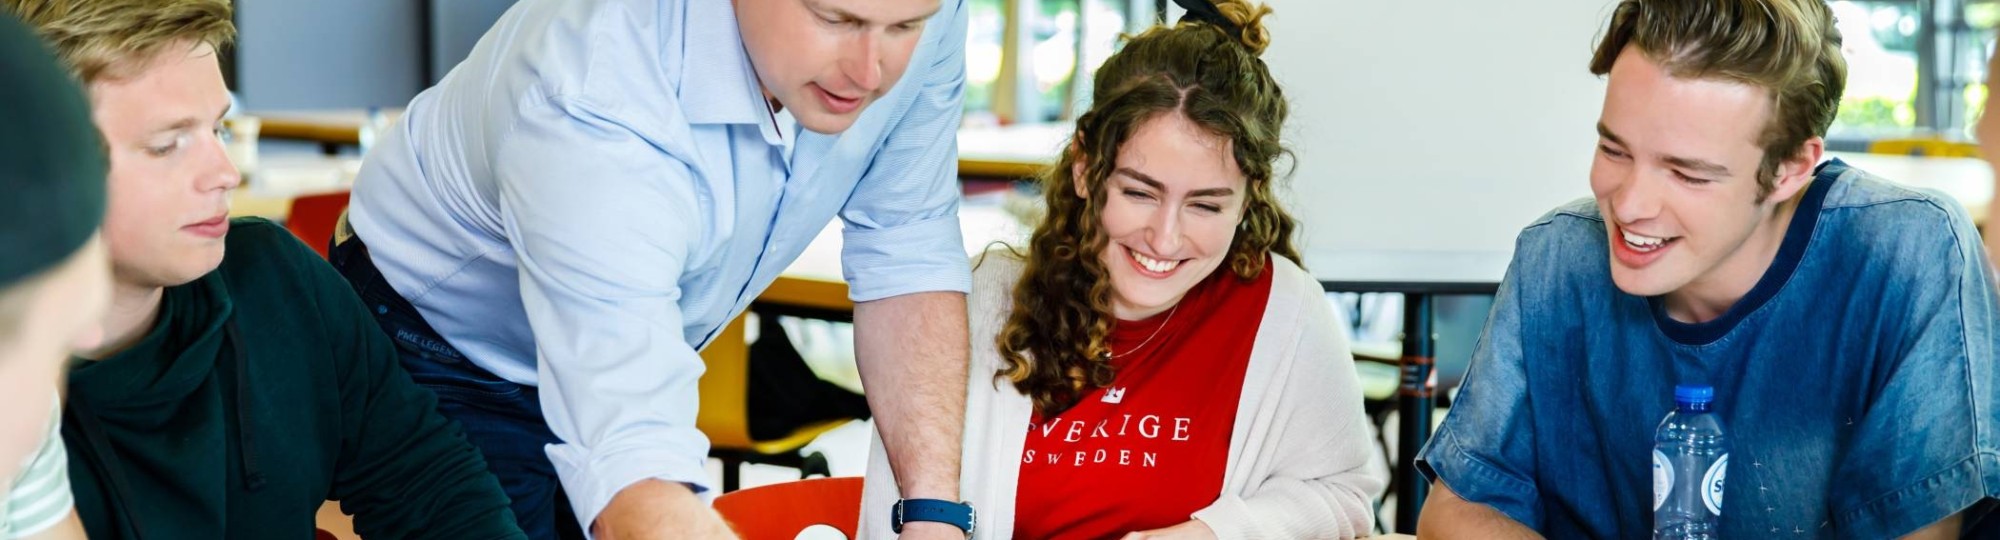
[1649,158,1847,345]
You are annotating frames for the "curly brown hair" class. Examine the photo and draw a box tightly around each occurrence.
[995,0,1297,417]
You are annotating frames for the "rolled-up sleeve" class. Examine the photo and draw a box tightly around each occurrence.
[493,93,714,536]
[839,0,972,302]
[1415,261,1543,529]
[1828,213,2000,539]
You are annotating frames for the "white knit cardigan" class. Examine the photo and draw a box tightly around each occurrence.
[860,253,1388,539]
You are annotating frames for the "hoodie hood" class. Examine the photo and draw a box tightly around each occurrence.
[64,270,265,539]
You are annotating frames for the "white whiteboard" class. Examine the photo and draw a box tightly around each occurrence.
[1261,0,1618,254]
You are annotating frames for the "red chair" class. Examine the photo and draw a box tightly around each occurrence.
[286,191,351,259]
[713,477,863,540]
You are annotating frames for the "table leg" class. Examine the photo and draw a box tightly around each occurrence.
[1394,292,1435,533]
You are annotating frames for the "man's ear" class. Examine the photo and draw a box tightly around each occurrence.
[1764,136,1825,204]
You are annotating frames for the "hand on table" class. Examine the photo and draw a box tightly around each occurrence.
[592,479,736,540]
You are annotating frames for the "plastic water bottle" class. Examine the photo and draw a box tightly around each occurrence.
[1653,385,1728,539]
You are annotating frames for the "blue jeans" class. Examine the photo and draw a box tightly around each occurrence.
[330,236,586,540]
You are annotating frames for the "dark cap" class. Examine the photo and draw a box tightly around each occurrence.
[0,11,107,285]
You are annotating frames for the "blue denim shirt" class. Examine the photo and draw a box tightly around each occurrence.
[1416,160,2000,538]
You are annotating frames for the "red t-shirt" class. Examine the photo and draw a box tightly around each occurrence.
[1013,263,1275,539]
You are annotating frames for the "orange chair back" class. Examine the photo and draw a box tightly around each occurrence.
[1867,138,1980,158]
[714,477,864,540]
[286,191,351,259]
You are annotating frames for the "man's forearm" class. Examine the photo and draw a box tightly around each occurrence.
[1417,481,1541,540]
[854,291,969,501]
[1899,512,1962,540]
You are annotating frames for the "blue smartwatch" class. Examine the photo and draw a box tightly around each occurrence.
[890,498,975,536]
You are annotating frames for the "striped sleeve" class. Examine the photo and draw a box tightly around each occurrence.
[4,398,73,539]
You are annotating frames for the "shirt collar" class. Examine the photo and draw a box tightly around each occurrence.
[679,0,773,128]
[1646,158,1841,346]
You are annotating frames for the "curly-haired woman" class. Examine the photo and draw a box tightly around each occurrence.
[863,1,1386,537]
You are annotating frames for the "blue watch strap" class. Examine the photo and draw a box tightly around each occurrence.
[891,498,975,535]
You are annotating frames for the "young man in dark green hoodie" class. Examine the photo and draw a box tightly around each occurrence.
[0,1,528,538]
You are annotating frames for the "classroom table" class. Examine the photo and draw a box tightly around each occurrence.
[257,110,383,145]
[957,123,1065,179]
[768,199,1033,305]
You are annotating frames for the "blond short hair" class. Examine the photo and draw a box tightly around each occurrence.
[1590,0,1846,198]
[2,0,234,84]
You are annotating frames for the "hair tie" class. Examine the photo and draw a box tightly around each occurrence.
[1172,0,1242,40]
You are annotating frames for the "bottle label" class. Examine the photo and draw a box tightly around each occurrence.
[1651,449,1672,511]
[1702,453,1728,515]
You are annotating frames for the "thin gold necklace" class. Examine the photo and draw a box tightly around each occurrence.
[1104,303,1180,360]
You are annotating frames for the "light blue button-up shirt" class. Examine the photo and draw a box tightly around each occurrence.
[347,0,969,528]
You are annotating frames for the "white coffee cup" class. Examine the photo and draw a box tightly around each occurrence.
[223,116,261,175]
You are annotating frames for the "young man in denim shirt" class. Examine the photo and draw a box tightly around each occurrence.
[1415,0,1999,537]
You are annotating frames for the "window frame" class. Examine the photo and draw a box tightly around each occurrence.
[976,0,1162,125]
[1828,0,1996,148]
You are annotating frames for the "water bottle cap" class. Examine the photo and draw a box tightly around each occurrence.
[1674,384,1714,405]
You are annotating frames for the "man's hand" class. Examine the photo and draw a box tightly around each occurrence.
[1119,519,1217,540]
[592,479,736,540]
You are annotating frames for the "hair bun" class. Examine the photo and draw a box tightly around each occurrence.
[1211,0,1273,55]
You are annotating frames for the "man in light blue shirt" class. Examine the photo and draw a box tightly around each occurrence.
[330,0,973,537]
